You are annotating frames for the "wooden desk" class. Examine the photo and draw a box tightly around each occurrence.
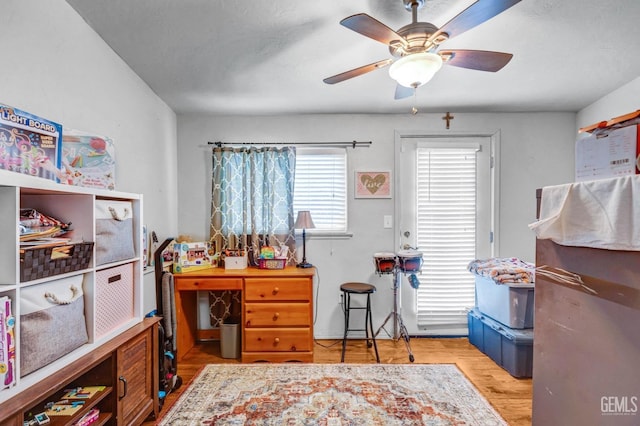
[173,267,315,362]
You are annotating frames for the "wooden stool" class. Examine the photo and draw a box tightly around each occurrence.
[340,282,380,363]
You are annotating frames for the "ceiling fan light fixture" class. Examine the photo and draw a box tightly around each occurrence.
[389,52,443,88]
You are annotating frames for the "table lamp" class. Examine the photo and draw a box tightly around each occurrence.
[295,210,315,268]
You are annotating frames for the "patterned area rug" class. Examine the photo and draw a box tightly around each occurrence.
[157,364,507,425]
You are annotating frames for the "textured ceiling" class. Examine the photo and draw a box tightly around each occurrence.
[65,0,640,115]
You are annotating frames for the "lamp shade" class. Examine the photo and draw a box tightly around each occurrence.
[295,210,315,229]
[389,52,443,88]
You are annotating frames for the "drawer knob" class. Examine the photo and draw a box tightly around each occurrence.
[272,287,279,295]
[273,312,280,320]
[274,337,280,344]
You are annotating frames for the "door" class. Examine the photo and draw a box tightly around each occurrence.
[395,133,497,336]
[117,329,154,424]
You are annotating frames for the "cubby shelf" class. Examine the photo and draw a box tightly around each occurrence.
[0,169,158,425]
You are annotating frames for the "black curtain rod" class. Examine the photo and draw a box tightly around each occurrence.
[208,141,371,148]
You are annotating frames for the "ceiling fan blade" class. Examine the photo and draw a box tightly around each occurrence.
[323,59,393,85]
[394,84,415,100]
[340,14,407,47]
[431,0,522,42]
[440,49,513,72]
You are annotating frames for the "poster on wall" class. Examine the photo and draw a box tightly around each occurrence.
[354,170,392,199]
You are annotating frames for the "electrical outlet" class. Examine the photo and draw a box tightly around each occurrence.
[339,293,344,306]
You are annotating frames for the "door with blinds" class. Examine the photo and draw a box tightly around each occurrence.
[396,134,496,336]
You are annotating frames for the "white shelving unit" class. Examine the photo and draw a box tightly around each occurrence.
[0,169,144,405]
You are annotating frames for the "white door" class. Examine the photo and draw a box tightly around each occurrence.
[395,132,497,336]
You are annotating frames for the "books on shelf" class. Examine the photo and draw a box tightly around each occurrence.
[0,296,16,390]
[74,407,100,426]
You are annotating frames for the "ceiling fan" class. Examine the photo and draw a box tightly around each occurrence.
[323,0,522,99]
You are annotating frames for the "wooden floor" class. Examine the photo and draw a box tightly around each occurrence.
[146,338,532,425]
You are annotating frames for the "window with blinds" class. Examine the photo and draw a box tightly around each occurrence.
[415,147,478,329]
[293,147,347,233]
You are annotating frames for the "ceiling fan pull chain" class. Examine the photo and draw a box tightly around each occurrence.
[411,88,418,115]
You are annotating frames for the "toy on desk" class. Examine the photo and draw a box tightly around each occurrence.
[224,248,245,257]
[258,246,288,260]
[256,246,288,270]
[260,246,275,259]
[223,248,247,270]
[173,241,216,273]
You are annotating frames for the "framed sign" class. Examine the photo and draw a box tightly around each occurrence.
[355,170,392,199]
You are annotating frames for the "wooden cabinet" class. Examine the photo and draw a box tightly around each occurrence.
[0,317,159,426]
[0,169,151,423]
[243,276,314,362]
[116,328,156,425]
[172,267,315,363]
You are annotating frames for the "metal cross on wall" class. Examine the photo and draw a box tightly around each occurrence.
[442,112,454,129]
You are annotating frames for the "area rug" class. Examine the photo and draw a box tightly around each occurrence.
[157,364,507,425]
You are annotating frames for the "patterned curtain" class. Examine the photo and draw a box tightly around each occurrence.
[208,146,297,326]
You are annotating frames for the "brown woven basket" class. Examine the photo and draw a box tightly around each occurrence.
[20,242,94,282]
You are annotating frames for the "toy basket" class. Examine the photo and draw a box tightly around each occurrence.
[20,242,94,282]
[258,258,286,270]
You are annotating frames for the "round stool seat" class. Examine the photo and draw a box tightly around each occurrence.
[340,282,376,294]
[340,282,379,363]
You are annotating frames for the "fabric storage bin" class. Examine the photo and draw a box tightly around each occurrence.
[467,308,534,378]
[20,242,94,282]
[475,275,534,329]
[95,199,135,265]
[95,263,134,339]
[20,275,88,377]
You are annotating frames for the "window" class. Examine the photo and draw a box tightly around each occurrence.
[293,147,347,233]
[415,146,479,330]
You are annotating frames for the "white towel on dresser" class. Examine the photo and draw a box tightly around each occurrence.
[529,175,640,251]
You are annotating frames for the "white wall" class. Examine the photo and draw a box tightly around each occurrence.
[1,0,180,314]
[577,77,640,129]
[177,112,576,337]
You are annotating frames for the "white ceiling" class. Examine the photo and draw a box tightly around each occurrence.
[65,0,640,116]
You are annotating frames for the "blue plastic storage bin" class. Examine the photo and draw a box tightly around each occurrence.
[475,275,534,329]
[467,308,534,378]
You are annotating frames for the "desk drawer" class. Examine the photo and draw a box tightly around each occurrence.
[244,278,311,301]
[175,277,242,291]
[244,328,312,352]
[244,302,311,327]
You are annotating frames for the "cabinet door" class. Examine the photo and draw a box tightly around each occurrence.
[116,328,154,425]
[0,413,22,426]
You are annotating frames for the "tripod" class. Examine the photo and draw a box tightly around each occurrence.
[375,265,415,362]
